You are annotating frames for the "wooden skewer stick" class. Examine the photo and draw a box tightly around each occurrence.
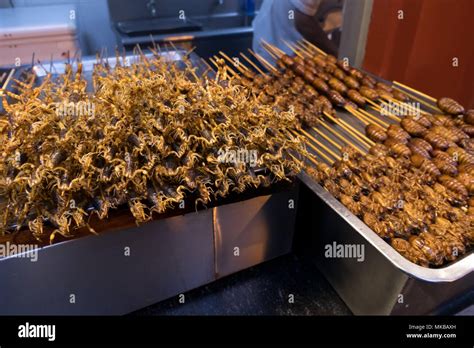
[261,43,280,60]
[323,112,373,147]
[364,97,402,122]
[347,106,390,128]
[392,86,442,113]
[351,108,389,132]
[302,38,327,56]
[381,96,430,116]
[2,68,15,91]
[333,114,375,146]
[213,56,240,80]
[287,146,320,166]
[356,107,393,126]
[208,57,224,81]
[290,150,319,166]
[299,128,341,160]
[393,81,437,103]
[319,121,366,155]
[345,106,369,125]
[239,53,267,76]
[200,57,215,73]
[282,39,305,59]
[262,39,285,55]
[290,129,334,163]
[219,51,250,72]
[248,49,278,73]
[295,41,313,57]
[312,126,344,151]
[218,51,248,74]
[299,40,318,55]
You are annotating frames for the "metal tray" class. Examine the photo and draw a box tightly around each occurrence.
[298,166,474,315]
[0,187,298,315]
[0,50,298,314]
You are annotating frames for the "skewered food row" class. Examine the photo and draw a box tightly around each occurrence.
[364,113,474,200]
[214,57,336,128]
[261,42,473,267]
[0,53,306,242]
[273,50,410,110]
[306,145,473,267]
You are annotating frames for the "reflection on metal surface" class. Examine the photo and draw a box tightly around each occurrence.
[0,210,214,315]
[214,188,298,278]
[164,35,195,42]
[0,187,297,314]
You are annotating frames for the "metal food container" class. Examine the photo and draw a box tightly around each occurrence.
[0,51,298,315]
[297,105,474,315]
[0,185,298,315]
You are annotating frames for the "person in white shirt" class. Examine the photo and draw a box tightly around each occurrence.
[252,0,338,64]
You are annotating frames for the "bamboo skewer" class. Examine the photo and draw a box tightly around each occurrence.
[282,39,305,58]
[261,43,279,60]
[218,52,247,74]
[393,81,437,103]
[219,51,250,73]
[302,38,327,56]
[345,106,369,125]
[325,112,374,147]
[213,55,241,78]
[348,106,390,128]
[208,57,220,81]
[312,126,343,151]
[262,39,285,56]
[326,115,371,148]
[356,107,392,127]
[1,68,15,91]
[290,129,333,163]
[291,150,319,166]
[239,53,267,76]
[248,49,278,73]
[318,121,366,155]
[200,57,215,75]
[298,128,341,160]
[381,96,430,116]
[392,86,442,113]
[295,41,313,57]
[364,98,403,122]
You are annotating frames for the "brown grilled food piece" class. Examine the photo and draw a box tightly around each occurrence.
[359,86,379,101]
[410,154,441,178]
[328,77,348,95]
[401,117,427,136]
[366,123,387,143]
[464,109,474,125]
[456,172,474,195]
[423,131,450,150]
[438,175,468,198]
[327,89,346,107]
[385,138,412,157]
[387,124,410,144]
[437,97,465,115]
[432,158,458,176]
[346,89,365,106]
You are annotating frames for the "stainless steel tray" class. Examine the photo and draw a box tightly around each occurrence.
[0,187,298,315]
[299,152,474,315]
[0,50,298,315]
[299,172,474,282]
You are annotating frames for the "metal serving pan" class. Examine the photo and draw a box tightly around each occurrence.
[0,50,298,314]
[297,99,474,314]
[0,186,298,315]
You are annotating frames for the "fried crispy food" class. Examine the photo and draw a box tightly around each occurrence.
[0,54,305,240]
